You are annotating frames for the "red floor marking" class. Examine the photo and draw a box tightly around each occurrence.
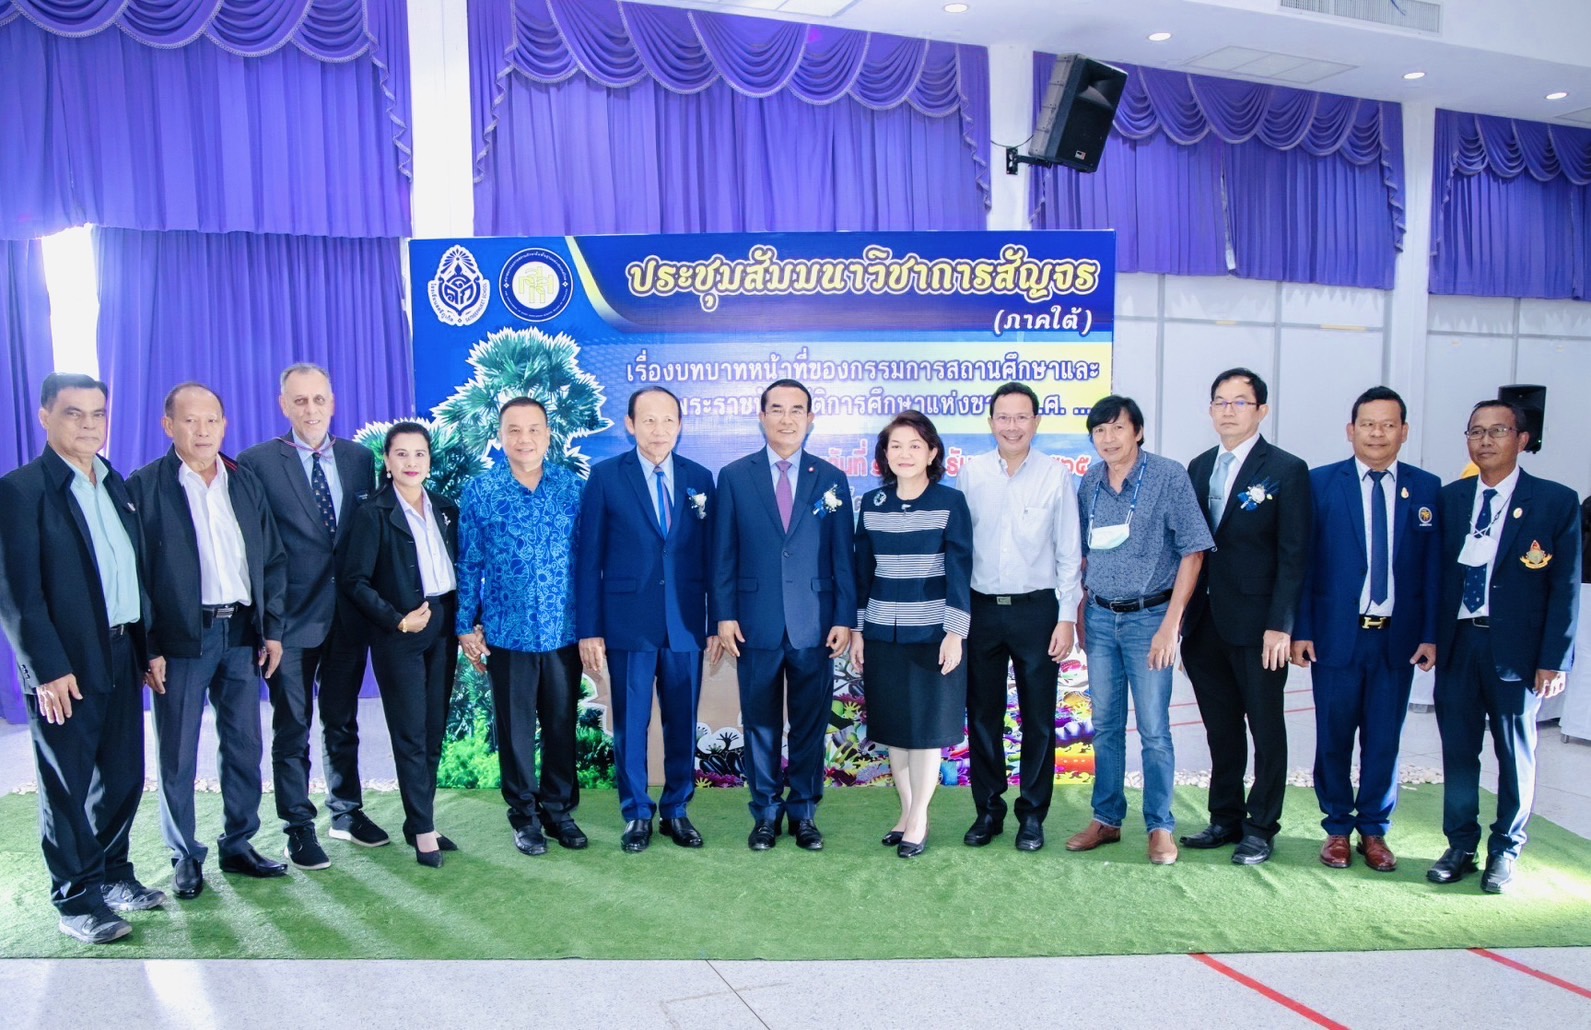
[1470,948,1591,1000]
[1190,953,1349,1029]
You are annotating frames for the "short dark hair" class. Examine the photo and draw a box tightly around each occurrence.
[1086,395,1145,443]
[760,379,812,412]
[1350,386,1406,424]
[384,421,431,454]
[499,396,547,420]
[1210,367,1268,406]
[41,372,108,410]
[874,410,946,486]
[988,381,1039,416]
[628,386,681,419]
[1468,399,1528,434]
[163,382,225,418]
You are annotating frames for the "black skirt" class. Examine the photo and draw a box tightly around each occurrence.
[863,637,967,749]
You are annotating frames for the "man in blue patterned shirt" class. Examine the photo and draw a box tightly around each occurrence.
[456,398,588,857]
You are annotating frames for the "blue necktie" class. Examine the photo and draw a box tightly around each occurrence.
[653,467,670,534]
[1461,488,1497,614]
[1369,470,1389,605]
[1208,450,1235,525]
[311,451,337,537]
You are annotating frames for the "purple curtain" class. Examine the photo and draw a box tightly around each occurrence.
[0,240,53,723]
[0,0,412,238]
[1030,55,1405,289]
[1431,109,1591,300]
[94,228,413,473]
[470,0,990,234]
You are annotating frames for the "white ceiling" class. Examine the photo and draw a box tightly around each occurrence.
[670,0,1591,125]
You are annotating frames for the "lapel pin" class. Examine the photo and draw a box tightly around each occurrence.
[1400,487,1409,499]
[1513,507,1523,519]
[1521,540,1551,569]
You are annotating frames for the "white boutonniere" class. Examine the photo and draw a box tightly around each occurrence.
[686,487,707,520]
[1238,479,1278,511]
[814,486,844,518]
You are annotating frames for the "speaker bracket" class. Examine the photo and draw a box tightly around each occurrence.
[1005,147,1048,175]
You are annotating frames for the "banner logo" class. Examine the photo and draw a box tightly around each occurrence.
[500,247,574,322]
[426,245,491,327]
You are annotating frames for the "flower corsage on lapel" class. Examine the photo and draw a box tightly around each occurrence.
[1237,478,1279,512]
[813,485,844,518]
[686,487,708,520]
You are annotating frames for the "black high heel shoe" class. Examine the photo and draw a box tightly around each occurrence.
[414,845,444,868]
[881,831,905,847]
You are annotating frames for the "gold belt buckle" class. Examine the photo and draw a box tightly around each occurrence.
[1359,615,1389,630]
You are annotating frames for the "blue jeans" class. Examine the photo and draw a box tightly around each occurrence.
[1085,602,1176,833]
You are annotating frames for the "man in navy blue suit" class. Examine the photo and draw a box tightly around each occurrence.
[1428,399,1580,893]
[712,379,855,851]
[1291,386,1441,873]
[577,386,720,853]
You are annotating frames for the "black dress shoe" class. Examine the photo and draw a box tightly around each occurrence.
[792,818,824,851]
[1014,818,1045,852]
[220,847,289,879]
[1426,847,1478,884]
[414,845,443,868]
[514,824,549,857]
[1482,853,1516,894]
[172,857,204,900]
[659,817,703,848]
[622,820,653,853]
[748,819,777,851]
[881,831,905,847]
[547,819,589,850]
[1181,824,1244,849]
[962,813,1004,847]
[404,831,459,852]
[1231,835,1274,865]
[897,837,928,859]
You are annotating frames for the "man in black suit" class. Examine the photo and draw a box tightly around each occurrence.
[0,373,166,943]
[1428,399,1580,893]
[130,383,290,900]
[238,363,385,870]
[1182,368,1312,865]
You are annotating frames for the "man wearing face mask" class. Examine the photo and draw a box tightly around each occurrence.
[1064,396,1211,865]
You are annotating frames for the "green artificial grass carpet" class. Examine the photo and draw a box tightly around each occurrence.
[3,785,1589,960]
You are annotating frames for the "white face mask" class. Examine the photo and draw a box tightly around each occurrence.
[1088,521,1131,551]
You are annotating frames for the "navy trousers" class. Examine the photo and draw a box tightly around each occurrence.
[736,641,832,823]
[1436,621,1540,859]
[1310,626,1414,838]
[609,648,702,822]
[266,613,369,830]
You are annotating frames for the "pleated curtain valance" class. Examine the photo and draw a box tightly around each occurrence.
[2,0,372,57]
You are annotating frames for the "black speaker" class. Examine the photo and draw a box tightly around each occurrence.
[1498,384,1545,454]
[1028,55,1129,173]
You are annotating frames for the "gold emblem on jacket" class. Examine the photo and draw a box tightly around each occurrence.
[1520,540,1551,570]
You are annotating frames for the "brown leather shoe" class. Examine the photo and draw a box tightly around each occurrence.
[1319,835,1351,868]
[1064,820,1122,852]
[1358,834,1397,872]
[1148,829,1178,865]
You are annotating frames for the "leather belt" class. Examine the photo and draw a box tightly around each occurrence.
[1462,616,1490,630]
[973,589,1051,607]
[202,603,249,628]
[1092,589,1173,614]
[1358,615,1391,630]
[108,622,135,637]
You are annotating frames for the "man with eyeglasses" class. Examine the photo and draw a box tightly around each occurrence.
[956,382,1083,852]
[1064,395,1210,865]
[1182,368,1312,866]
[1428,399,1579,893]
[1290,386,1441,873]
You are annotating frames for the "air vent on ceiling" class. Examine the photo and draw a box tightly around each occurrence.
[1280,0,1442,35]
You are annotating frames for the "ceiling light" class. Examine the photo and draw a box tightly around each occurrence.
[1147,32,1172,42]
[1402,71,1426,80]
[943,3,969,12]
[1546,91,1569,101]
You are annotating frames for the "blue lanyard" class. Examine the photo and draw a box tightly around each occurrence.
[1090,453,1148,527]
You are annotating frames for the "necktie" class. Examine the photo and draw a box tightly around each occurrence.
[1369,470,1389,605]
[1208,450,1235,525]
[775,460,794,531]
[653,466,671,534]
[1461,488,1498,613]
[311,451,337,537]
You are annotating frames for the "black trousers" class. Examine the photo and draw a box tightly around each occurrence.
[966,590,1061,824]
[489,643,581,829]
[28,632,145,916]
[266,613,369,830]
[1183,614,1289,840]
[371,596,458,839]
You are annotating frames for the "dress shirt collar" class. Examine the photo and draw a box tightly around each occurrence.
[638,449,674,483]
[1219,432,1261,468]
[178,458,227,492]
[290,431,335,459]
[67,455,110,487]
[1353,458,1397,484]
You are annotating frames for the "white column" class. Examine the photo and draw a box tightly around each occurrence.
[1387,101,1436,465]
[407,0,476,240]
[985,43,1035,232]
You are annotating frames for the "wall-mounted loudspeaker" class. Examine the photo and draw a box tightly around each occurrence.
[1026,54,1129,174]
[1497,384,1546,454]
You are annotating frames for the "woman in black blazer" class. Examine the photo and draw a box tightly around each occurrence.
[339,423,459,868]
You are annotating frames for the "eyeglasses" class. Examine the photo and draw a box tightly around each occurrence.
[1209,400,1256,413]
[1463,426,1516,441]
[991,414,1034,427]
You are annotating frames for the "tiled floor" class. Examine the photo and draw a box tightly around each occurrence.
[4,666,1591,1028]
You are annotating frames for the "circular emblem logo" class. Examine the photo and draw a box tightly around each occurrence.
[499,248,574,322]
[427,245,490,327]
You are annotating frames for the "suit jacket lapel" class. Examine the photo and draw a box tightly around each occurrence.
[1338,461,1368,565]
[623,452,666,539]
[1390,461,1413,561]
[385,492,416,542]
[750,451,786,536]
[334,439,366,510]
[1217,437,1269,535]
[277,437,323,530]
[1492,470,1530,571]
[787,452,824,538]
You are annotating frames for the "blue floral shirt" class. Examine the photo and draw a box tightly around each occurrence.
[455,462,582,653]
